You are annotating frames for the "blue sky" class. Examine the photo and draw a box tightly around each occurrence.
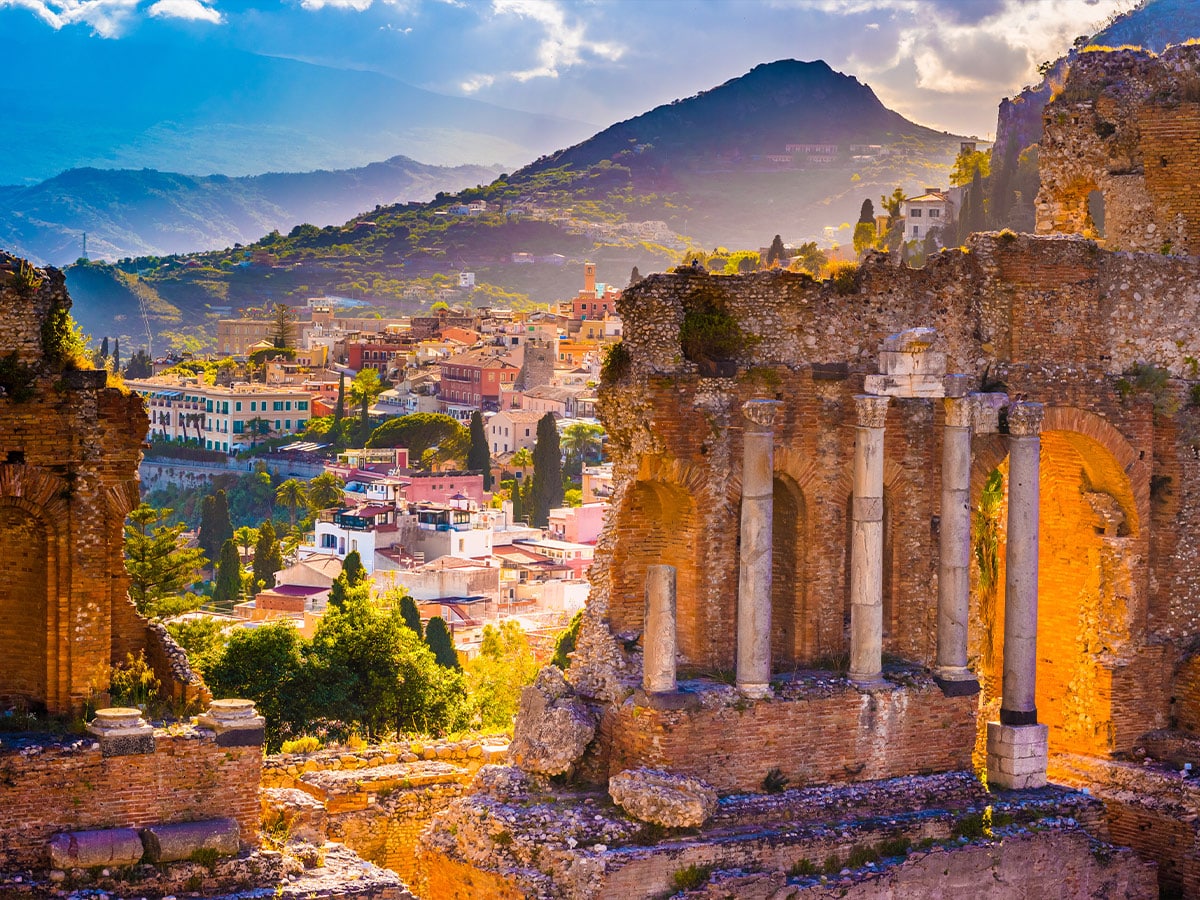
[3,0,1136,154]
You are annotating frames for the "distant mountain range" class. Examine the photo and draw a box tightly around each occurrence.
[60,58,966,353]
[0,34,591,186]
[0,157,504,267]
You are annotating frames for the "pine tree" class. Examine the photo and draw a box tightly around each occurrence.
[213,538,243,606]
[400,594,423,638]
[529,413,563,528]
[424,616,460,669]
[467,411,492,490]
[269,303,297,349]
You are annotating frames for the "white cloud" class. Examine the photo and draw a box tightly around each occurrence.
[460,73,495,93]
[147,0,221,24]
[1,0,139,36]
[461,0,623,92]
[299,0,373,9]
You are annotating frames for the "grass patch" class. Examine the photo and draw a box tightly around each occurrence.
[789,858,817,877]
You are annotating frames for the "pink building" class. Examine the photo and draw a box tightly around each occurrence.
[403,470,487,507]
[547,502,608,545]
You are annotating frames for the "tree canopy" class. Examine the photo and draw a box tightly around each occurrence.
[366,413,469,467]
[124,503,207,618]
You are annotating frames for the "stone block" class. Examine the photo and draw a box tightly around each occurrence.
[509,667,596,776]
[986,722,1048,790]
[140,817,240,863]
[863,373,946,398]
[49,828,143,869]
[879,349,946,376]
[86,708,155,757]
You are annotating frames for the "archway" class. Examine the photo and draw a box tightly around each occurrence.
[971,426,1142,758]
[0,506,49,708]
[771,475,808,668]
[609,479,703,665]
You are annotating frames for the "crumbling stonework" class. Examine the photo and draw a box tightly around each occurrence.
[1037,44,1200,254]
[607,768,717,828]
[0,252,201,713]
[508,667,597,776]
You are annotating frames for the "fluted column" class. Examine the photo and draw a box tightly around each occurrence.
[736,399,781,699]
[988,401,1048,789]
[643,565,677,694]
[849,395,890,689]
[934,395,978,692]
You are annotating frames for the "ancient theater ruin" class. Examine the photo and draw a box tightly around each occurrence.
[421,44,1200,899]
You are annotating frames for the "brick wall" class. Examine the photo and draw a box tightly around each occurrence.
[0,727,261,868]
[601,679,975,794]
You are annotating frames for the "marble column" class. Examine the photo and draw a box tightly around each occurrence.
[1000,401,1043,723]
[988,400,1048,789]
[736,399,781,699]
[934,395,978,692]
[643,564,678,694]
[849,395,890,689]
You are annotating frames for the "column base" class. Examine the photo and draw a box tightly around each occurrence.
[736,682,771,700]
[633,688,701,711]
[933,667,980,697]
[986,721,1048,790]
[848,672,890,691]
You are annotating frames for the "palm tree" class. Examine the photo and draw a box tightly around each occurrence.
[234,525,260,561]
[307,471,346,513]
[511,447,533,468]
[560,423,605,475]
[246,416,272,449]
[275,478,308,529]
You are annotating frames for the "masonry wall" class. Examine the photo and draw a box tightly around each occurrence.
[0,727,261,868]
[0,255,170,714]
[599,680,975,794]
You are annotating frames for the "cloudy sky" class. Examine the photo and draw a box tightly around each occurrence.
[3,0,1137,146]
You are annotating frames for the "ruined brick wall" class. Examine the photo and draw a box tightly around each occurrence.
[1036,44,1200,254]
[574,232,1200,767]
[0,728,261,868]
[0,255,152,714]
[600,680,975,794]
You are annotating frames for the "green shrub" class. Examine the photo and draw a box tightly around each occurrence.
[789,858,817,877]
[280,736,322,754]
[877,836,912,858]
[821,853,842,875]
[109,650,163,712]
[600,341,630,384]
[825,260,859,295]
[680,294,746,374]
[846,844,880,867]
[671,864,711,892]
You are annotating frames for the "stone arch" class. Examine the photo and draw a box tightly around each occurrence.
[770,474,808,669]
[969,409,1147,757]
[0,466,72,711]
[609,463,706,665]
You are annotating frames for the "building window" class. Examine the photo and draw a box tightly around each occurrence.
[929,208,940,218]
[235,401,242,412]
[910,208,922,217]
[273,401,284,411]
[233,421,244,434]
[912,226,920,237]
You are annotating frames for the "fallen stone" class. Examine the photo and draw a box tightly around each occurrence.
[140,818,239,863]
[509,667,596,776]
[49,828,144,869]
[608,767,718,828]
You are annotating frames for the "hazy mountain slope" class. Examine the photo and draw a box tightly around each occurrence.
[0,32,590,185]
[0,157,504,266]
[64,59,966,353]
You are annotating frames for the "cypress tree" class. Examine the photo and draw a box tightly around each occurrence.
[467,411,492,490]
[112,337,119,372]
[424,616,460,669]
[858,198,875,224]
[212,489,233,552]
[328,550,367,609]
[400,594,423,638]
[766,234,786,267]
[198,495,217,562]
[99,336,109,361]
[968,167,986,235]
[529,413,563,528]
[253,520,282,589]
[213,538,243,606]
[334,372,345,427]
[628,265,641,286]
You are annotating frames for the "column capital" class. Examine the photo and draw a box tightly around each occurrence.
[741,398,782,432]
[854,394,890,429]
[1007,401,1044,437]
[944,395,974,429]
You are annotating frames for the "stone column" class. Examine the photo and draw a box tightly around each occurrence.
[644,564,678,694]
[197,698,266,747]
[87,707,155,757]
[934,394,979,694]
[849,395,890,689]
[736,399,781,699]
[988,401,1048,789]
